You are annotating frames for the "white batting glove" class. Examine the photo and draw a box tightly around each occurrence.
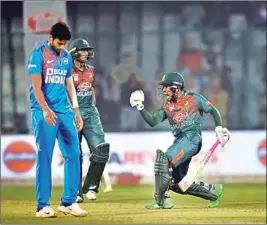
[222,127,230,140]
[215,126,230,147]
[130,90,144,110]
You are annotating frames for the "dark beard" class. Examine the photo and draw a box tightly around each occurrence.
[170,95,177,102]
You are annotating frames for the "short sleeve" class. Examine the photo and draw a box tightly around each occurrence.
[90,65,95,72]
[28,50,43,75]
[66,54,73,78]
[193,93,214,113]
[89,65,95,82]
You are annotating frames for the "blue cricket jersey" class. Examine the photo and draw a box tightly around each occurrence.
[28,42,73,113]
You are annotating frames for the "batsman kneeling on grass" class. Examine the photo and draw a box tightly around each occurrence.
[130,72,230,209]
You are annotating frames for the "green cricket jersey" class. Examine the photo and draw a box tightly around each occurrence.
[140,91,222,137]
[72,64,95,110]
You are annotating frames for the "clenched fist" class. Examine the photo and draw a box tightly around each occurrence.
[215,126,230,147]
[130,90,144,110]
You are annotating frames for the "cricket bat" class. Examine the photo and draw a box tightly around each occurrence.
[100,168,113,193]
[178,140,220,192]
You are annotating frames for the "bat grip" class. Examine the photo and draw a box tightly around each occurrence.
[210,140,220,154]
[202,140,220,165]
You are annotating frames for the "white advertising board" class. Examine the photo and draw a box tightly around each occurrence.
[1,131,266,183]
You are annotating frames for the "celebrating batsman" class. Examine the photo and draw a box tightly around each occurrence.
[28,23,87,217]
[130,72,230,209]
[68,38,111,203]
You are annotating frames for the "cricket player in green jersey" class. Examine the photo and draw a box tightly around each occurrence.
[68,38,111,203]
[130,72,230,209]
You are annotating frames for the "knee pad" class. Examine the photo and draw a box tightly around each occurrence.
[154,149,171,206]
[90,143,110,163]
[82,143,110,194]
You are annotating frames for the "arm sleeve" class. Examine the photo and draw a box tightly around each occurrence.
[28,50,43,75]
[66,55,73,78]
[139,108,167,127]
[193,93,222,127]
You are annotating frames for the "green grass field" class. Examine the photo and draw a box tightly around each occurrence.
[1,183,266,224]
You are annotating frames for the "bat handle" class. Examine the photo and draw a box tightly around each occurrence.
[210,140,220,152]
[202,139,221,165]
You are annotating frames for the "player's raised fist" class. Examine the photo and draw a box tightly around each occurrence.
[130,90,144,110]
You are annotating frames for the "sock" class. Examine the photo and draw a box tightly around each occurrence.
[61,202,72,207]
[60,198,72,207]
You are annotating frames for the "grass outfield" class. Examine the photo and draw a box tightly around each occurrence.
[1,183,266,224]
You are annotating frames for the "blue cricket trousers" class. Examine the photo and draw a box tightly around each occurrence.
[31,109,80,210]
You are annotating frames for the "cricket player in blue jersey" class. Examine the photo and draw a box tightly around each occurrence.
[28,22,87,218]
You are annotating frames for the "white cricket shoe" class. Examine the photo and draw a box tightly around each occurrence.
[86,190,97,200]
[76,195,83,203]
[36,206,56,218]
[58,203,87,217]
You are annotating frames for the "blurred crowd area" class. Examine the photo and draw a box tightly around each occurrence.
[1,1,266,133]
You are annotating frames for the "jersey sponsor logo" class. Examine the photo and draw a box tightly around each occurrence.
[45,75,66,84]
[3,141,36,173]
[165,95,201,125]
[77,81,91,91]
[45,68,67,84]
[77,91,92,97]
[168,101,190,122]
[46,68,67,76]
[28,64,37,68]
[170,120,195,130]
[165,102,189,123]
[172,111,188,123]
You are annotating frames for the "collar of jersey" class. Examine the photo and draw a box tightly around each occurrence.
[45,42,61,56]
[73,63,86,72]
[178,90,188,99]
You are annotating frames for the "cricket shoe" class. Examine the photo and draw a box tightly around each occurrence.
[76,195,83,203]
[58,203,87,217]
[85,190,97,201]
[208,184,224,208]
[36,206,57,218]
[145,197,174,210]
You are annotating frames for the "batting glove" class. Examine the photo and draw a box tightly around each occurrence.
[215,126,230,147]
[130,90,144,110]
